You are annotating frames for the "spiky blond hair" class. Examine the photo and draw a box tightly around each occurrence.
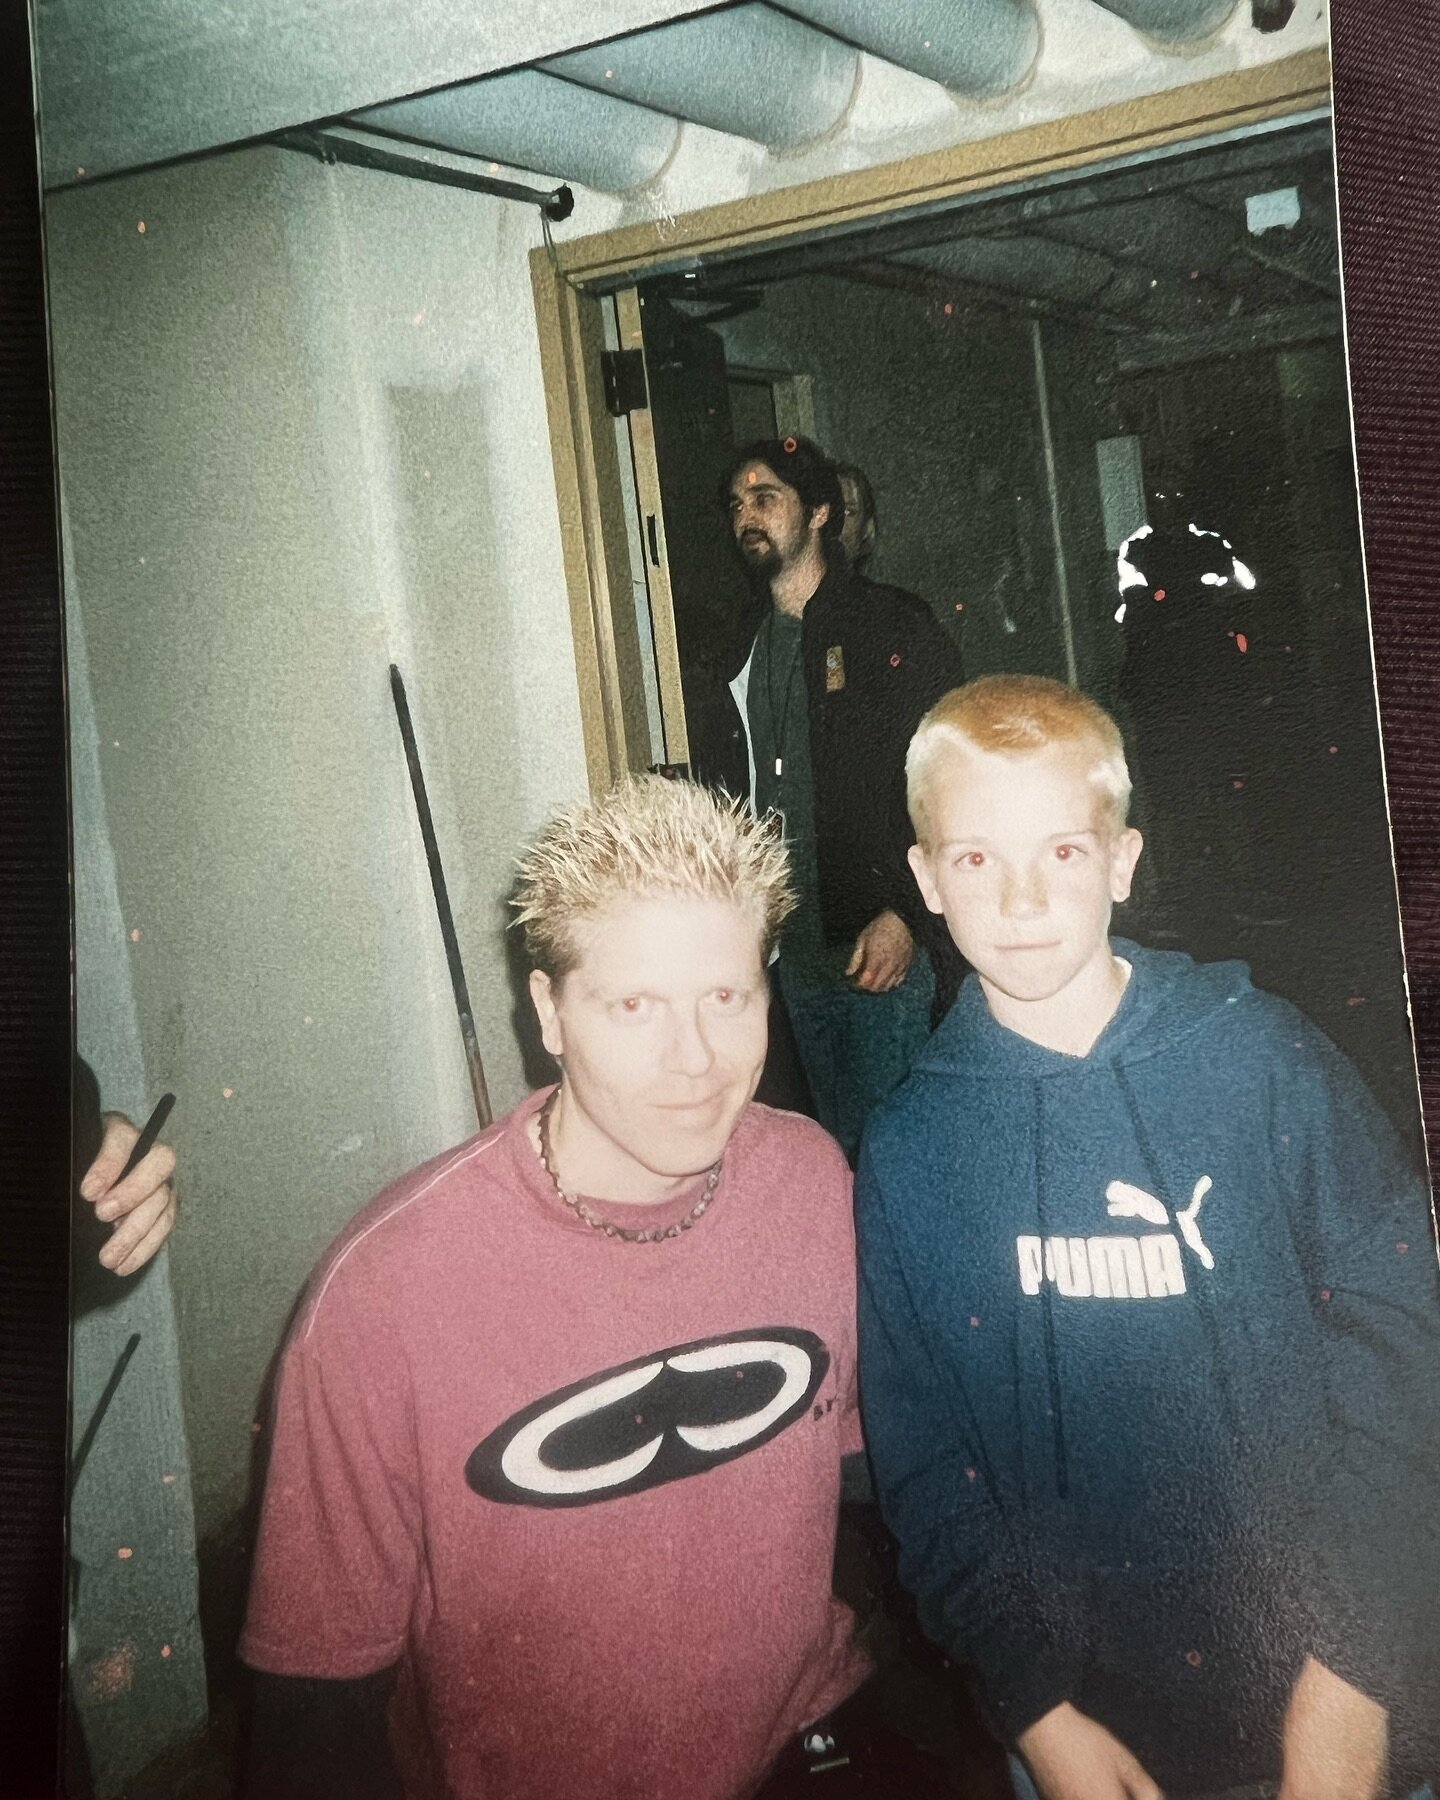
[512,775,796,980]
[907,674,1132,846]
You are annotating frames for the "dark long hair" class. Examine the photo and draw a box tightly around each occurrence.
[717,435,844,548]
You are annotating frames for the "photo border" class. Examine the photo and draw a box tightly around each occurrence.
[1,9,1439,1795]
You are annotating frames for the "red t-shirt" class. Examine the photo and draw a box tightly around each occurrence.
[240,1090,869,1799]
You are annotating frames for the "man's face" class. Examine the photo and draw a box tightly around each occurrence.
[529,892,769,1186]
[909,739,1143,1008]
[728,461,824,579]
[837,471,875,567]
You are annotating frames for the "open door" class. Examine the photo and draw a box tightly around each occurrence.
[613,287,761,794]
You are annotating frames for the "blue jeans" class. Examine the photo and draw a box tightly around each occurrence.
[1008,1753,1433,1800]
[776,947,934,1160]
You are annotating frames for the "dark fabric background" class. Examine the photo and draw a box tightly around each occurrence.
[1331,2,1440,1182]
[0,5,75,1798]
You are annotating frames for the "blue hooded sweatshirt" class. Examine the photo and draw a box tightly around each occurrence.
[856,941,1440,1793]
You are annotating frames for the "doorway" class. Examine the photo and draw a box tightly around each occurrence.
[568,104,1415,1145]
[537,66,1418,1145]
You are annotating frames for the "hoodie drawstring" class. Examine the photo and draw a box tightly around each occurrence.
[1033,1082,1071,1500]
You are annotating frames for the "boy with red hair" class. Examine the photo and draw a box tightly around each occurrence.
[857,674,1440,1800]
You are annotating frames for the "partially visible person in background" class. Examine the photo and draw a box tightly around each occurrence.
[73,1056,178,1279]
[835,463,878,574]
[1114,473,1295,949]
[722,436,964,1162]
[751,455,877,1124]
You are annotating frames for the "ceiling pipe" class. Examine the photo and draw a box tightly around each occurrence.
[31,0,743,187]
[350,68,680,193]
[775,0,1040,98]
[1086,0,1240,42]
[541,3,859,149]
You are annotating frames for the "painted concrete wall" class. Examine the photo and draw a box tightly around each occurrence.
[67,522,207,1796]
[48,143,587,1601]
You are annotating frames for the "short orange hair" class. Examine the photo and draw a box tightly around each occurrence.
[907,674,1132,845]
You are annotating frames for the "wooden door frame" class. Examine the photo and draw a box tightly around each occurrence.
[530,49,1332,792]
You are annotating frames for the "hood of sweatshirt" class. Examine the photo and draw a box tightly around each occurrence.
[913,935,1252,1083]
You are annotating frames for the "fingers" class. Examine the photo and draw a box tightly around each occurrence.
[849,930,880,990]
[91,1139,177,1222]
[100,1180,177,1276]
[853,954,903,993]
[82,1117,178,1277]
[79,1112,142,1200]
[870,948,907,992]
[849,918,913,992]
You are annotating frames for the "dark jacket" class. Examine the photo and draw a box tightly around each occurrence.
[856,942,1440,1793]
[799,564,964,945]
[734,562,965,1006]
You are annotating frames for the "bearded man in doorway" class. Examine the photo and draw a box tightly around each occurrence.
[721,436,965,1161]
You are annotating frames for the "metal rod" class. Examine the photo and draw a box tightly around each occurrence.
[276,128,575,221]
[389,665,493,1131]
[1029,319,1079,687]
[117,1092,176,1183]
[70,1333,142,1499]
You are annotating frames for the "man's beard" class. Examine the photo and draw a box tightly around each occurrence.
[737,533,782,581]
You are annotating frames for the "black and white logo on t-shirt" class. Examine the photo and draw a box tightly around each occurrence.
[466,1327,830,1508]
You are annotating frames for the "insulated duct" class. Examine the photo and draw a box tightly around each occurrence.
[351,69,680,192]
[1086,0,1240,41]
[541,2,859,149]
[33,0,719,188]
[776,0,1040,98]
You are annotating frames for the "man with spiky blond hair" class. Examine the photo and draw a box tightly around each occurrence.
[238,776,899,1800]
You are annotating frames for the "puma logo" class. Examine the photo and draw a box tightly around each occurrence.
[1107,1175,1214,1270]
[1017,1175,1216,1300]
